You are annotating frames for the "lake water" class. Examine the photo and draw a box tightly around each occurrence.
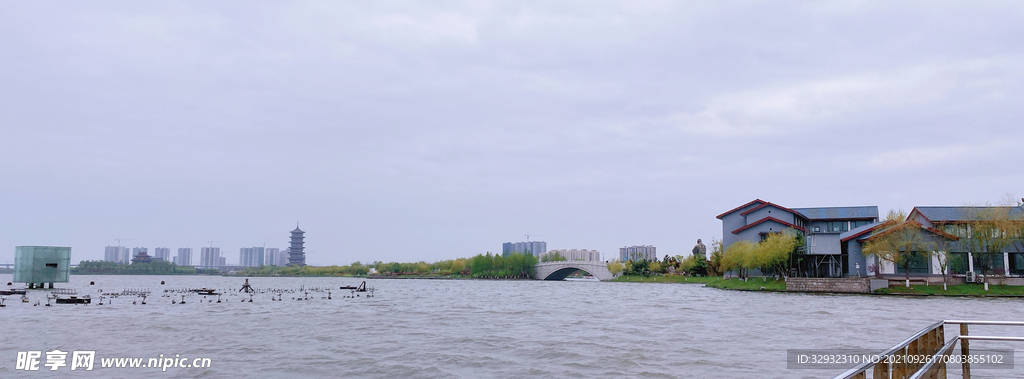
[0,274,1021,378]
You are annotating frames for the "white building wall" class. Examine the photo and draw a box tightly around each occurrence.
[878,258,895,275]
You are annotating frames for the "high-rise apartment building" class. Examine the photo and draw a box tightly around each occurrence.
[174,248,193,266]
[131,247,148,264]
[278,248,289,266]
[502,241,547,258]
[619,245,657,262]
[543,249,602,262]
[199,247,222,267]
[153,247,170,262]
[239,247,266,267]
[104,246,130,264]
[265,248,282,266]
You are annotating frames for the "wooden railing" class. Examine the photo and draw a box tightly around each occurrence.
[833,320,1024,379]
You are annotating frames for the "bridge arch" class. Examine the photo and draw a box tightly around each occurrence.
[542,267,595,281]
[534,261,615,281]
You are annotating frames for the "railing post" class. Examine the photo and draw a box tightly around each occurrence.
[874,360,889,379]
[913,335,921,374]
[895,346,907,379]
[936,325,947,379]
[919,329,930,373]
[960,323,970,379]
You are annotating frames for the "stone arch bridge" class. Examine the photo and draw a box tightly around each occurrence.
[534,261,615,281]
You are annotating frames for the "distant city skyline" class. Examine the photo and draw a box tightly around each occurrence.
[96,244,284,266]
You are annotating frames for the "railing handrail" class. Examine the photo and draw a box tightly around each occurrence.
[958,335,1024,341]
[833,320,944,379]
[945,320,1024,326]
[906,337,960,379]
[832,320,1024,379]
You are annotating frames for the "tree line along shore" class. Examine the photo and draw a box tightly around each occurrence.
[68,253,539,279]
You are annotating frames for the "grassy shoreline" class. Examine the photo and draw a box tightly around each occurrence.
[612,275,784,290]
[612,275,719,284]
[611,275,1024,296]
[875,283,1024,296]
[706,277,786,291]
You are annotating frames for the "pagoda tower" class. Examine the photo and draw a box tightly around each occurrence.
[288,225,306,266]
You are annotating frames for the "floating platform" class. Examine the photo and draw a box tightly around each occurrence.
[191,288,220,296]
[341,281,369,292]
[54,295,91,304]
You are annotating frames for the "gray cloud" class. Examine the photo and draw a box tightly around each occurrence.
[2,1,1022,264]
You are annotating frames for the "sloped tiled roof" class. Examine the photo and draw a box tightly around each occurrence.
[839,221,882,242]
[911,206,1024,223]
[861,220,959,242]
[731,216,807,234]
[793,206,879,220]
[718,199,810,220]
[739,201,806,218]
[716,199,766,219]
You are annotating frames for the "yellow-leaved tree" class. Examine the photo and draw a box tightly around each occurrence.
[753,231,799,278]
[607,261,624,277]
[721,240,755,279]
[648,261,662,274]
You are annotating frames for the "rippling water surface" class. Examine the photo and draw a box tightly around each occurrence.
[0,274,1021,378]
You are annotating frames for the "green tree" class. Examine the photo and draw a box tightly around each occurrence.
[72,260,198,275]
[863,210,936,284]
[707,238,724,276]
[627,259,651,277]
[675,255,706,276]
[465,252,534,278]
[349,261,369,276]
[541,251,567,262]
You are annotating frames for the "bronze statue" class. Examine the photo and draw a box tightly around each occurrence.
[692,239,707,259]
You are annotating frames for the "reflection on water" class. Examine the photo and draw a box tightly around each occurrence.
[0,274,1020,378]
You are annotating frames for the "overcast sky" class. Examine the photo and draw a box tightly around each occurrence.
[2,1,1022,265]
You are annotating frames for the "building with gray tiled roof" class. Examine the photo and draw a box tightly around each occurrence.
[907,205,1024,276]
[717,199,880,277]
[717,199,1024,279]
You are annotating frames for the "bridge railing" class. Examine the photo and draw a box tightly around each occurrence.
[832,320,1024,379]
